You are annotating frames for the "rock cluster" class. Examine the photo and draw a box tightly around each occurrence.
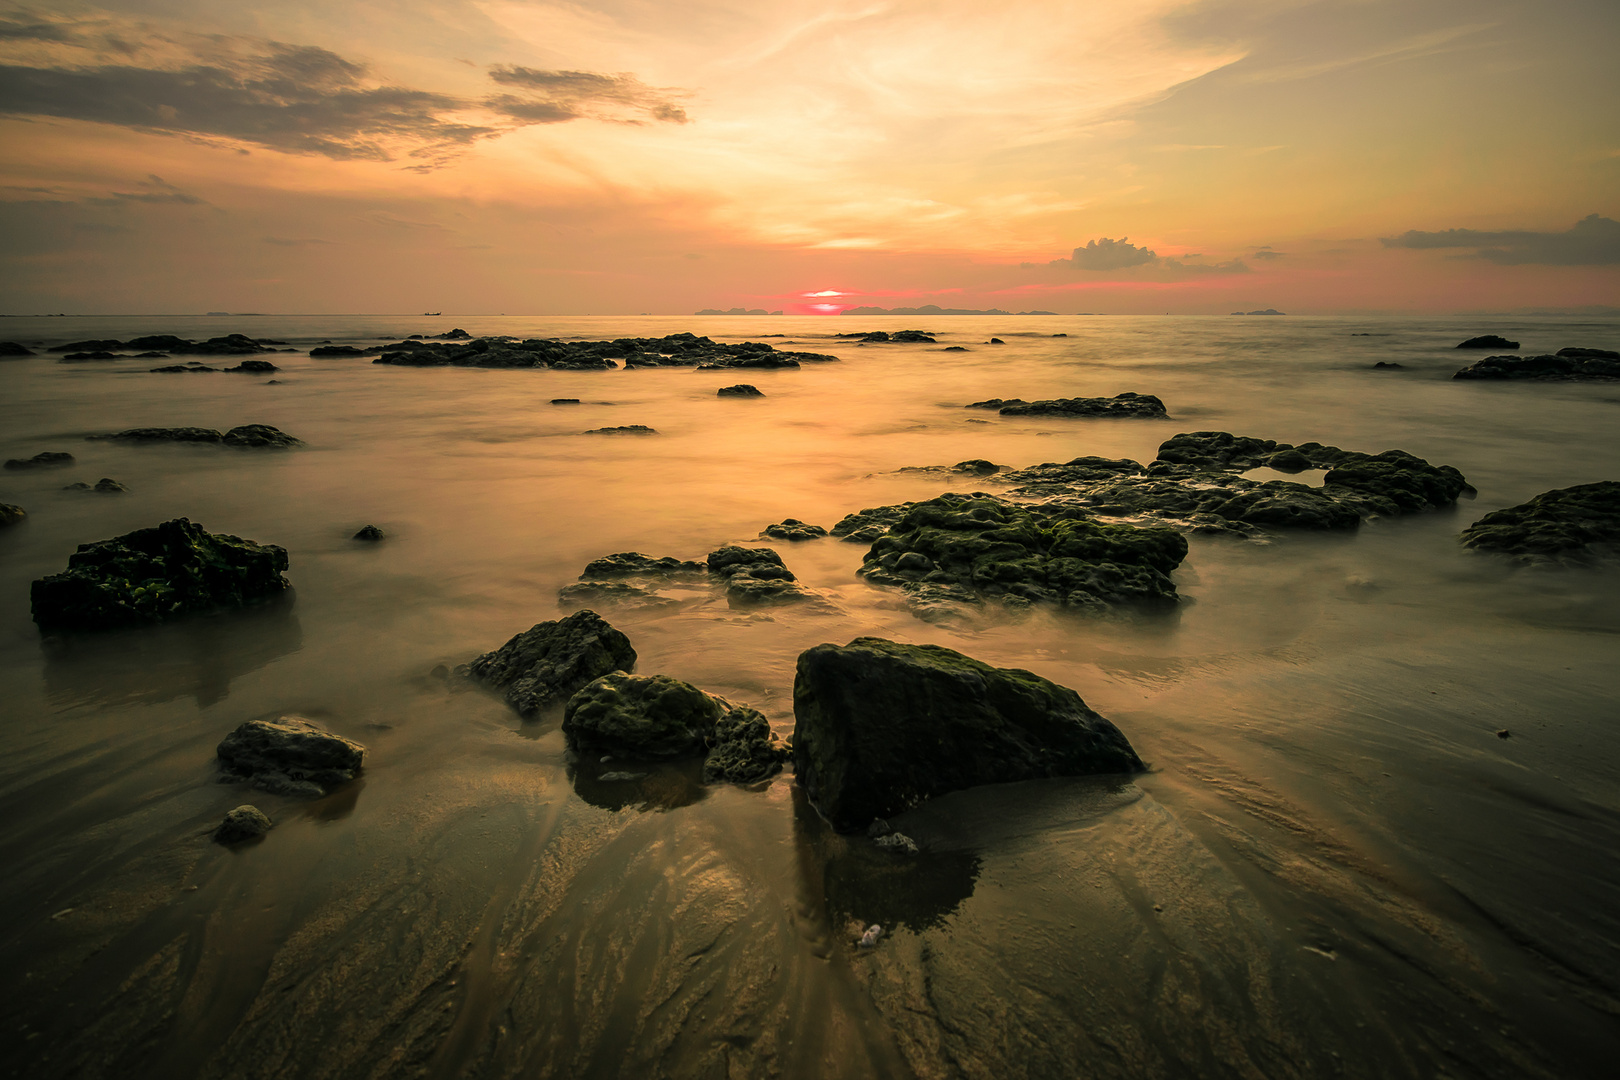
[89,425,303,447]
[967,392,1168,418]
[372,332,837,371]
[792,637,1144,831]
[64,478,128,494]
[30,518,290,633]
[857,494,1187,613]
[708,545,825,606]
[465,609,637,718]
[5,451,74,470]
[835,330,935,343]
[1452,349,1620,381]
[1460,482,1620,561]
[51,333,288,357]
[217,717,365,797]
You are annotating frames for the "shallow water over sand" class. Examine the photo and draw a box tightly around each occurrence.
[1,314,1618,1079]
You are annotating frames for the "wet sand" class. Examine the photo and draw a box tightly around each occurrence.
[1,315,1617,1078]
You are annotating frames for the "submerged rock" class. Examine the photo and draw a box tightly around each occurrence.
[717,384,764,397]
[762,518,828,541]
[94,427,225,443]
[792,637,1145,831]
[224,360,279,374]
[5,451,74,470]
[996,392,1169,419]
[1,503,25,527]
[150,363,219,373]
[217,717,365,797]
[563,671,789,783]
[63,478,128,494]
[213,805,273,844]
[1457,335,1520,350]
[557,581,680,613]
[581,552,706,578]
[1452,353,1620,381]
[222,424,302,448]
[583,425,658,435]
[352,525,385,541]
[1372,361,1404,369]
[1460,481,1620,561]
[890,330,935,343]
[30,518,290,633]
[466,609,636,718]
[830,503,915,543]
[0,341,33,357]
[858,493,1187,610]
[310,345,382,358]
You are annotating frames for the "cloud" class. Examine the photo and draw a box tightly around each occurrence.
[1062,237,1159,270]
[86,174,205,206]
[487,67,688,124]
[1252,246,1284,260]
[1031,236,1250,277]
[1381,214,1620,266]
[0,17,688,166]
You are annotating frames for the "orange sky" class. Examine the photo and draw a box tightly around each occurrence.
[1,0,1616,314]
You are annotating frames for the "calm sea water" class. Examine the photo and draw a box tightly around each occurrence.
[1,314,1617,1079]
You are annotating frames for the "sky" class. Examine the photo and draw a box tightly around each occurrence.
[0,0,1616,315]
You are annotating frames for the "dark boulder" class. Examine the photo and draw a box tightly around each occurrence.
[550,398,581,405]
[707,544,824,606]
[1,341,33,356]
[222,425,302,448]
[352,525,385,541]
[703,706,791,783]
[762,518,828,541]
[5,451,74,470]
[858,494,1186,610]
[792,637,1144,831]
[1,503,24,527]
[1453,353,1620,381]
[1372,361,1404,369]
[63,351,120,361]
[49,339,124,353]
[30,518,290,633]
[217,716,365,797]
[1321,451,1472,513]
[717,384,764,397]
[213,804,273,844]
[310,345,381,358]
[466,609,636,719]
[1266,449,1313,472]
[891,330,935,343]
[124,335,192,351]
[1457,335,1519,350]
[943,346,969,352]
[63,478,128,494]
[224,360,279,373]
[1460,482,1620,561]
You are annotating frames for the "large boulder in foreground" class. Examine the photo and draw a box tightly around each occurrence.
[466,608,635,718]
[793,638,1144,831]
[30,518,290,633]
[217,717,364,797]
[1460,482,1620,561]
[562,671,789,783]
[858,493,1186,610]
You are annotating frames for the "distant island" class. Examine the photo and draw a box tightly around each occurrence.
[694,307,784,315]
[839,305,1059,316]
[1230,309,1286,315]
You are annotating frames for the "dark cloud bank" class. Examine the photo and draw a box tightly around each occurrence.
[1382,214,1620,265]
[0,18,689,165]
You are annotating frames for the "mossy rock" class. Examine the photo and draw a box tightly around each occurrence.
[467,608,636,718]
[30,518,290,633]
[793,637,1144,831]
[1460,482,1620,560]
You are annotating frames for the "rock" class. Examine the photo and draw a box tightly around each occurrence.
[93,427,224,443]
[1372,361,1404,369]
[707,544,824,607]
[310,345,381,357]
[943,346,969,352]
[1557,346,1620,360]
[707,545,791,579]
[64,351,120,361]
[897,581,983,623]
[558,581,681,613]
[1496,729,1511,739]
[792,637,1145,831]
[563,672,789,783]
[216,716,365,797]
[989,338,1005,344]
[762,518,828,541]
[857,494,1187,610]
[859,925,884,948]
[352,525,385,541]
[48,339,124,353]
[30,518,290,633]
[830,503,915,543]
[224,360,279,373]
[1,341,34,356]
[583,425,658,435]
[874,832,919,855]
[717,384,764,397]
[1459,481,1620,561]
[0,503,24,527]
[1457,335,1519,350]
[891,330,935,343]
[991,392,1168,418]
[580,552,706,578]
[222,425,302,448]
[897,460,1008,477]
[4,451,74,470]
[150,364,219,373]
[466,609,636,719]
[1267,449,1313,472]
[213,805,273,844]
[550,398,581,405]
[965,398,1029,410]
[123,335,191,351]
[1453,353,1620,381]
[64,478,128,493]
[1320,451,1473,513]
[694,356,800,370]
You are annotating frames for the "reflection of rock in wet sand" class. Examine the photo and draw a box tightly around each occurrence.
[566,755,709,812]
[41,593,301,708]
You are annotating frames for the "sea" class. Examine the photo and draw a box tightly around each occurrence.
[1,313,1617,1079]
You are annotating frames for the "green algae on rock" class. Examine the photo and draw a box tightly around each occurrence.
[792,637,1145,832]
[562,671,789,784]
[466,608,636,719]
[857,493,1187,610]
[30,518,290,633]
[1460,481,1620,561]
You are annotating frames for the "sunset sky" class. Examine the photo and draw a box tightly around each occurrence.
[1,0,1616,315]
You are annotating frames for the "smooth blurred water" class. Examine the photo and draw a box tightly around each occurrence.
[1,314,1617,1079]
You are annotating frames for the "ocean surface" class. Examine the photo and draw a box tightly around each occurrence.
[1,314,1617,1079]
